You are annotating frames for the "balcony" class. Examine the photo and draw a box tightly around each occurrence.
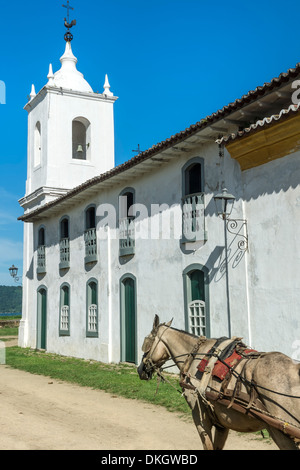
[59,238,70,269]
[84,228,98,263]
[119,217,135,257]
[37,245,46,274]
[182,193,207,243]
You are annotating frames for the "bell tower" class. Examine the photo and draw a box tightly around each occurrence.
[20,10,118,214]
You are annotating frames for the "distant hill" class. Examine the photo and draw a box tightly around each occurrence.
[0,286,22,313]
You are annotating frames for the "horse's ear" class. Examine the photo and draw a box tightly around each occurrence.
[165,318,173,328]
[153,315,160,329]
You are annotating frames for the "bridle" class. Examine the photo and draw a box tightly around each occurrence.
[141,322,173,376]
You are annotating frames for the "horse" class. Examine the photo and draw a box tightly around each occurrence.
[137,315,300,450]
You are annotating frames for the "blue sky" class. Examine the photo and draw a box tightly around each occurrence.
[1,0,300,285]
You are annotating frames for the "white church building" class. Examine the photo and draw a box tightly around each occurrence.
[18,32,300,365]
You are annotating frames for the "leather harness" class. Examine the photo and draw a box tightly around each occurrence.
[180,336,265,413]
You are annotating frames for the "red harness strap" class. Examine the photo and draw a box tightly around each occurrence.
[198,347,257,381]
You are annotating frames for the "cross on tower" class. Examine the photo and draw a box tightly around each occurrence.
[62,1,74,24]
[132,144,143,155]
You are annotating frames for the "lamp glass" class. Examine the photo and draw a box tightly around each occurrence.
[214,188,236,218]
[9,265,18,277]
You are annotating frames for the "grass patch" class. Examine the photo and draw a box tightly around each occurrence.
[0,315,22,321]
[0,327,19,336]
[5,347,190,416]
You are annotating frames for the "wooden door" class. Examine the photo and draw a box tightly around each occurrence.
[123,277,136,363]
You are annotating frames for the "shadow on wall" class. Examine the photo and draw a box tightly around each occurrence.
[205,219,248,285]
[240,151,300,201]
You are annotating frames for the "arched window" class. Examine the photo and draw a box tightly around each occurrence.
[86,279,98,337]
[59,283,70,336]
[85,206,96,230]
[183,264,210,337]
[84,205,97,263]
[184,162,202,196]
[72,117,91,160]
[182,157,207,243]
[119,188,135,257]
[59,217,70,269]
[38,227,45,247]
[34,121,41,167]
[37,226,46,274]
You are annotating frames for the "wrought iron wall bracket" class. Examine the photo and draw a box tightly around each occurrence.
[226,218,249,252]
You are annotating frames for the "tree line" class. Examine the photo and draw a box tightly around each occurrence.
[0,286,22,313]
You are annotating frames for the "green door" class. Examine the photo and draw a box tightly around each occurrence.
[123,277,136,363]
[37,288,47,349]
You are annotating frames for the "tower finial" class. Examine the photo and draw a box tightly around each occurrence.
[62,1,76,42]
[103,74,113,96]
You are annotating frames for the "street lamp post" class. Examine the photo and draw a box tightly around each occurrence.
[214,189,236,338]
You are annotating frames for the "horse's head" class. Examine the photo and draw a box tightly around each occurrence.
[137,314,173,381]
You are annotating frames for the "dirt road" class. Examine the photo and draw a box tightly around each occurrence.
[0,365,276,451]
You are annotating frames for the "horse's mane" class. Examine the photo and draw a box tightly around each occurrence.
[169,325,202,340]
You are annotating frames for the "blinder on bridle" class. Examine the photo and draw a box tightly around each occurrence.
[141,334,156,353]
[138,317,173,381]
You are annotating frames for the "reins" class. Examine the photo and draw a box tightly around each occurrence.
[145,337,300,400]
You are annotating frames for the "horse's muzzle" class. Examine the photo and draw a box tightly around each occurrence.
[137,356,153,381]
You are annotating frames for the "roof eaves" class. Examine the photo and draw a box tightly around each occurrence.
[216,103,300,145]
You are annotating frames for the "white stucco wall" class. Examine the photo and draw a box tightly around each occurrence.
[19,141,300,364]
[242,151,300,357]
[19,143,250,363]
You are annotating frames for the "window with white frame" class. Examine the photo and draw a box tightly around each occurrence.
[86,279,98,337]
[183,265,209,337]
[59,284,70,336]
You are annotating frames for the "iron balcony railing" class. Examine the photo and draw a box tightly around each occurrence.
[119,217,135,257]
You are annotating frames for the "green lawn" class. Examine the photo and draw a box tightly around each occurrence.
[5,346,190,416]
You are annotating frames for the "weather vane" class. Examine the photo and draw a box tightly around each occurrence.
[62,1,76,42]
